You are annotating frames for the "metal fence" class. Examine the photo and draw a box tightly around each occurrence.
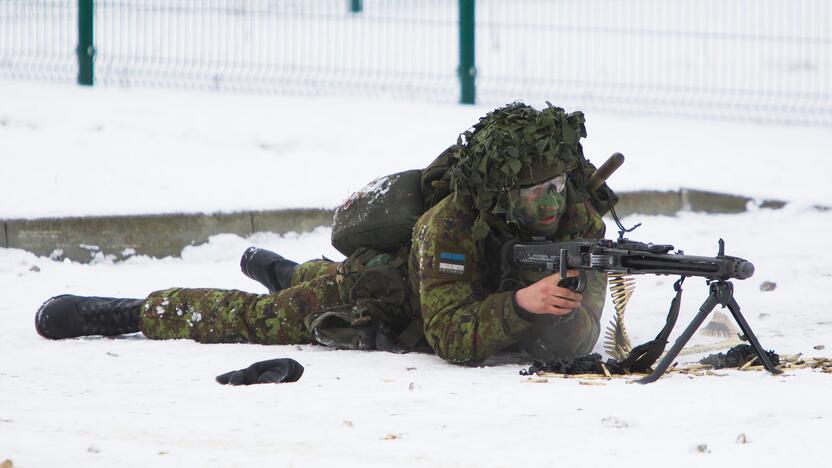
[476,0,832,126]
[1,1,77,82]
[92,0,459,100]
[2,0,830,126]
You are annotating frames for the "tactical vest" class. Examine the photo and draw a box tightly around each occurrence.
[321,147,457,352]
[303,246,428,353]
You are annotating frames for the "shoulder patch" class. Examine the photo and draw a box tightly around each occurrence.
[438,252,466,274]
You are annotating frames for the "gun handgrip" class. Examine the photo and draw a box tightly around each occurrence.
[557,272,587,293]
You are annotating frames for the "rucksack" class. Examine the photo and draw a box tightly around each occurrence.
[330,146,455,257]
[331,144,617,257]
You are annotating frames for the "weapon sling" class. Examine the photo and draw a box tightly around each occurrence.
[618,277,684,373]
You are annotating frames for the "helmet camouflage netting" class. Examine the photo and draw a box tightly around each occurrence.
[449,102,587,239]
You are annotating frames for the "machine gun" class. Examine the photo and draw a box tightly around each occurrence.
[502,151,781,383]
[505,237,755,289]
[503,237,782,383]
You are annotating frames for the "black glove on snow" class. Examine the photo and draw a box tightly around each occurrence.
[215,358,304,385]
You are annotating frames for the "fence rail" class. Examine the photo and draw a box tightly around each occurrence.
[1,0,830,126]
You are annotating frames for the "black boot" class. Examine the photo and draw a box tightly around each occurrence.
[240,247,298,294]
[35,295,143,340]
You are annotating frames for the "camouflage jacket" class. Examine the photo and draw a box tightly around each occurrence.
[408,195,606,365]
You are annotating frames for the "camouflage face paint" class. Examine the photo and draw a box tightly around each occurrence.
[511,175,567,236]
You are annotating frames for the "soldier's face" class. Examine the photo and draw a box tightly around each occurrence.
[511,175,567,236]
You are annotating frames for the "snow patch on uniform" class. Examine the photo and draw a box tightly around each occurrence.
[188,311,203,326]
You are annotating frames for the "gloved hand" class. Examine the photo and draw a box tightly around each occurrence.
[215,358,304,385]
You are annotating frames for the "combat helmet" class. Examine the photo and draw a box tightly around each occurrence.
[448,102,588,240]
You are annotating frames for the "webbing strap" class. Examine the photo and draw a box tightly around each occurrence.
[619,277,685,372]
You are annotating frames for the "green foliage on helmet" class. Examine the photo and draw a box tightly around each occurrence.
[449,102,588,239]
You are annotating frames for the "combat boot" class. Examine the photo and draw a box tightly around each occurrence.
[35,295,143,339]
[240,247,298,294]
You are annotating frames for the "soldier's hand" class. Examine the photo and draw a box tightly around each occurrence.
[216,358,304,385]
[515,270,583,316]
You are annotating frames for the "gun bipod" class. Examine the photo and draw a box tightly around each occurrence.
[638,280,782,384]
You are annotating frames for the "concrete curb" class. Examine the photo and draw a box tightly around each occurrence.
[3,209,332,263]
[0,189,823,263]
[613,188,787,217]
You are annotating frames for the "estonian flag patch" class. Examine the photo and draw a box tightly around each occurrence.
[438,252,465,274]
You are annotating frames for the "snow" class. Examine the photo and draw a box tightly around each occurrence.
[1,81,831,467]
[1,81,831,220]
[360,174,395,199]
[3,210,832,467]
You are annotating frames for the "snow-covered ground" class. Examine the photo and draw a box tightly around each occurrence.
[1,81,830,220]
[3,209,832,468]
[1,81,831,467]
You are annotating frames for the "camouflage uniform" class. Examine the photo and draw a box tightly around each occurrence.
[140,102,610,364]
[141,260,339,345]
[409,195,606,364]
[139,192,606,365]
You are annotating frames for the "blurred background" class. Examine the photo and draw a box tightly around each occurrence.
[3,0,830,126]
[2,0,831,261]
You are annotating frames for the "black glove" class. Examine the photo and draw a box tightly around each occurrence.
[215,358,304,385]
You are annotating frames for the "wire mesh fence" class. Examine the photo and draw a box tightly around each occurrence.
[92,0,458,100]
[0,0,77,82]
[1,0,830,126]
[477,0,832,126]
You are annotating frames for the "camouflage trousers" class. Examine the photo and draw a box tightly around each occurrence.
[139,260,340,344]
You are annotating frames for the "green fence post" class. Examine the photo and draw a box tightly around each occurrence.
[77,0,95,86]
[458,0,476,104]
[350,0,363,14]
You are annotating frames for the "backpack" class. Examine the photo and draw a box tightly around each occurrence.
[330,146,455,257]
[331,144,617,257]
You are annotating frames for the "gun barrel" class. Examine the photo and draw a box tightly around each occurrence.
[620,254,754,280]
[588,152,625,192]
[732,258,755,279]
